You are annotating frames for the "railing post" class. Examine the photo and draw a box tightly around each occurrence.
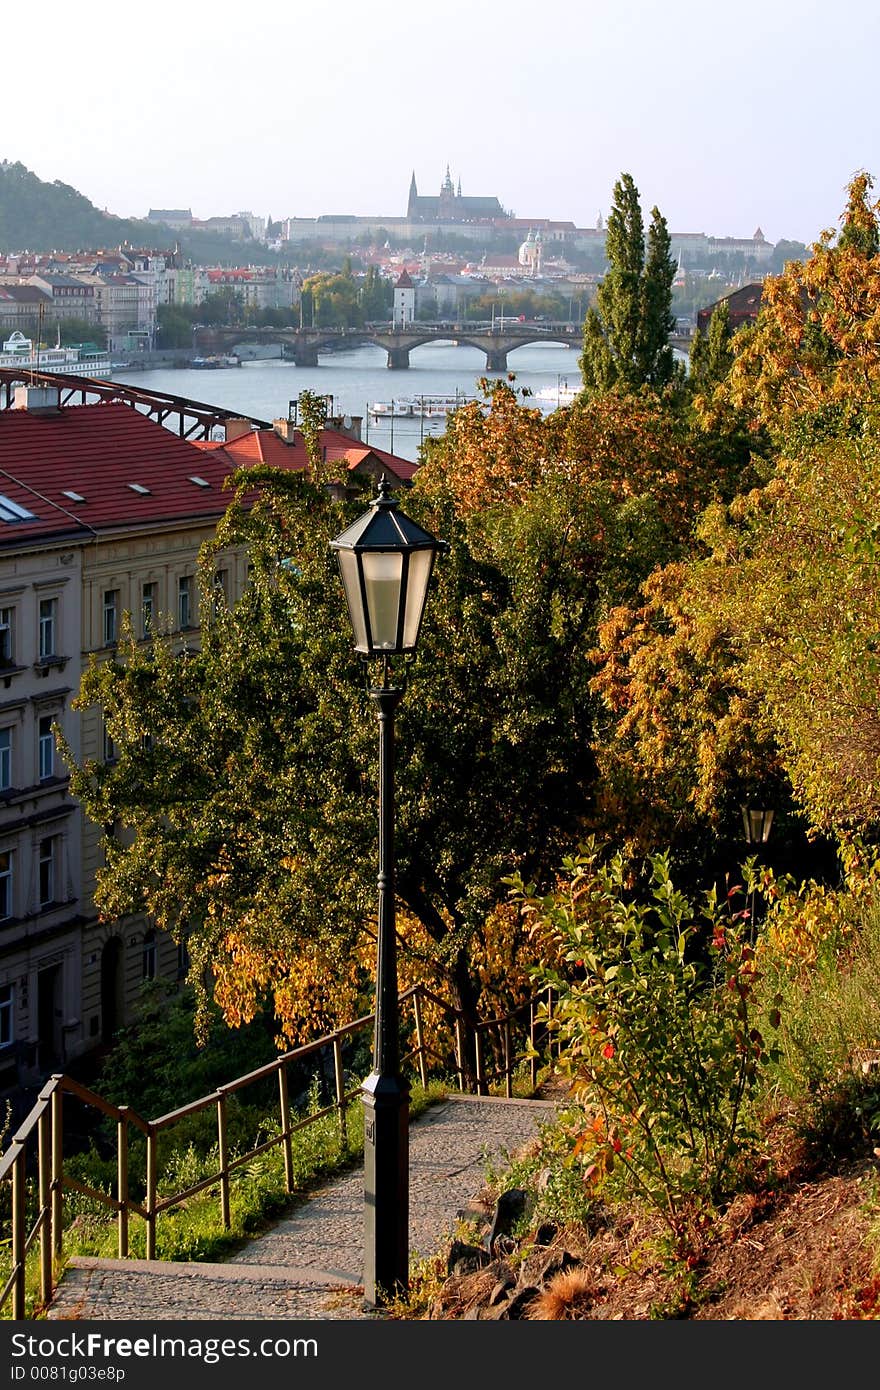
[216,1091,230,1229]
[145,1129,158,1260]
[454,1016,466,1091]
[117,1108,129,1258]
[529,999,538,1092]
[277,1065,294,1192]
[504,1018,512,1099]
[51,1086,63,1258]
[11,1146,25,1320]
[38,1107,53,1306]
[412,989,428,1090]
[332,1037,347,1149]
[475,1028,486,1095]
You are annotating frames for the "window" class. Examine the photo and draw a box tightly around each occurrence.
[103,589,119,646]
[177,576,192,630]
[0,851,12,920]
[38,836,57,907]
[38,716,54,781]
[142,929,157,981]
[103,722,115,762]
[0,607,14,665]
[0,984,12,1047]
[141,582,156,638]
[0,728,11,791]
[176,938,190,980]
[38,598,57,659]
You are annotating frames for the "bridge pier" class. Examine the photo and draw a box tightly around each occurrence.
[293,343,320,367]
[387,347,410,370]
[485,349,508,372]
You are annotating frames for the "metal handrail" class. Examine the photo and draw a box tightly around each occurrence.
[0,981,553,1319]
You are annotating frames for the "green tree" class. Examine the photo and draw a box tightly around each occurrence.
[639,206,677,388]
[198,290,244,326]
[689,299,734,392]
[157,303,198,348]
[769,238,808,274]
[579,174,677,394]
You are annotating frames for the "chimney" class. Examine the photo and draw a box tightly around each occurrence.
[329,412,363,442]
[224,417,254,442]
[12,385,61,413]
[272,417,299,444]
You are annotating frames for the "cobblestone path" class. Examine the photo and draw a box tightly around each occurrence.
[47,1095,559,1321]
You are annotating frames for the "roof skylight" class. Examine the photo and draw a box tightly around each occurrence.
[188,476,211,488]
[62,490,86,503]
[0,494,36,522]
[128,483,151,495]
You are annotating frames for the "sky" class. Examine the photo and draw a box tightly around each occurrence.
[10,0,879,246]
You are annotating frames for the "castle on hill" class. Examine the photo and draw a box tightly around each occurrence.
[406,167,510,224]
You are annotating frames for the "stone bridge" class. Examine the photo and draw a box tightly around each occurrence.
[196,322,588,371]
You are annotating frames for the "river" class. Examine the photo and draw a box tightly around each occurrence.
[113,340,585,463]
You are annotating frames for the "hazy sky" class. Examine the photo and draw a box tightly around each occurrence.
[11,0,878,245]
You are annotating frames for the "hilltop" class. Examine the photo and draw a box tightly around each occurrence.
[0,160,166,252]
[0,161,275,264]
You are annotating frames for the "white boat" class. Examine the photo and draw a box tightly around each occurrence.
[369,398,418,418]
[369,393,476,420]
[0,331,111,378]
[532,378,580,408]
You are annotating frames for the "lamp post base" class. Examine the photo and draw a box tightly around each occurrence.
[362,1068,410,1307]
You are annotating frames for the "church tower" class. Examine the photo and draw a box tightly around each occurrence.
[407,170,418,220]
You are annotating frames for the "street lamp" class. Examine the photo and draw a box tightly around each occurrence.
[741,807,774,846]
[741,805,774,938]
[330,477,447,1307]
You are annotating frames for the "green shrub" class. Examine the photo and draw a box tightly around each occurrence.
[757,883,880,1157]
[506,841,781,1237]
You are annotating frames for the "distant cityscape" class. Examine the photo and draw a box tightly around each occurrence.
[0,167,799,357]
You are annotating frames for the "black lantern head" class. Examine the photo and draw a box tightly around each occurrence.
[330,477,446,656]
[741,806,774,845]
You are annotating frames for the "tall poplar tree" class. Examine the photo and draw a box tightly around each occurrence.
[580,173,677,394]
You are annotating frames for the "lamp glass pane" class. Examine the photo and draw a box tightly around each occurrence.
[402,549,434,648]
[362,551,403,650]
[336,549,369,651]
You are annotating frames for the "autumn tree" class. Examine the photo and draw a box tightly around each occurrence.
[721,172,880,438]
[592,175,880,866]
[579,173,678,394]
[65,450,604,1045]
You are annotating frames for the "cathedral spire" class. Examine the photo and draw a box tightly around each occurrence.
[408,170,418,218]
[442,164,454,195]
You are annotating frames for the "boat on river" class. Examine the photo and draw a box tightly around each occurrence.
[0,331,111,378]
[369,392,477,420]
[532,378,580,408]
[191,354,241,369]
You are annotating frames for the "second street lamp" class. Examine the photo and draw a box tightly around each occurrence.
[330,476,447,1307]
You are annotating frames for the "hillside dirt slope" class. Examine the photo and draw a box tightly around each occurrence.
[420,1078,880,1321]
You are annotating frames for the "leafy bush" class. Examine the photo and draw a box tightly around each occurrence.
[506,841,781,1236]
[756,868,880,1156]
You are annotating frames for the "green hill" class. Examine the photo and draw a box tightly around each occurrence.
[0,161,290,267]
[0,159,170,252]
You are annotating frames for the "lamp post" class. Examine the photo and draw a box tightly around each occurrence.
[741,805,774,938]
[330,478,447,1307]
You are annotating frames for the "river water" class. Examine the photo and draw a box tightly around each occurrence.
[113,340,585,462]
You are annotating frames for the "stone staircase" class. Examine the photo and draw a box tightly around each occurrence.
[46,1095,559,1321]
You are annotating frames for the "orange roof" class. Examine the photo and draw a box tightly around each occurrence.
[196,424,419,484]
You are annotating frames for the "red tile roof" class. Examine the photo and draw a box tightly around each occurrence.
[197,425,420,484]
[0,402,233,545]
[0,403,418,551]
